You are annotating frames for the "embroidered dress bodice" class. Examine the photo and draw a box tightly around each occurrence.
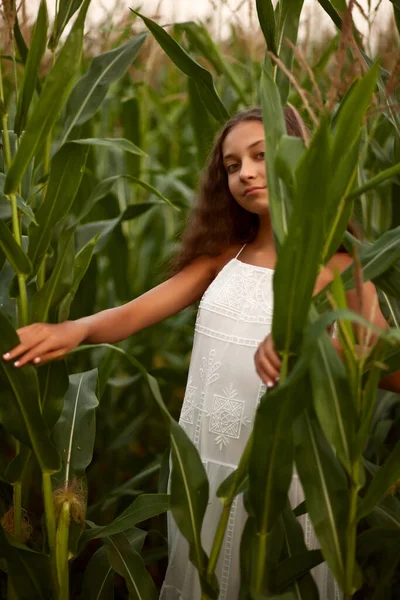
[160,252,341,600]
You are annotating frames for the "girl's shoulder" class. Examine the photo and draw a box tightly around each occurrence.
[326,252,353,273]
[211,244,245,278]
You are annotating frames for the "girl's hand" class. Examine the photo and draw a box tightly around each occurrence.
[2,320,89,368]
[254,333,281,388]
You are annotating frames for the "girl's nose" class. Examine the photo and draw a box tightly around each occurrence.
[239,158,256,180]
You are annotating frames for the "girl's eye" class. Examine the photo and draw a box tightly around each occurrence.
[257,152,265,159]
[227,163,239,174]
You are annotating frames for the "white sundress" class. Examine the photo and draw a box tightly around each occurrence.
[160,247,340,600]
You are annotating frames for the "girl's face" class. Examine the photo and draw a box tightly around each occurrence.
[222,120,268,215]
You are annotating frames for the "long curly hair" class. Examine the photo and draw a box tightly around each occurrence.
[172,106,306,273]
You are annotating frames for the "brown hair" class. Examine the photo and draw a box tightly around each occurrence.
[172,106,306,273]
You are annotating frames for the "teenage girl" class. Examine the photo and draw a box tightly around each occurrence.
[3,108,399,599]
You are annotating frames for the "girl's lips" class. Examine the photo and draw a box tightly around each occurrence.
[243,186,266,196]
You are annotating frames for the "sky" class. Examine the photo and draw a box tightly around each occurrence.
[26,0,394,45]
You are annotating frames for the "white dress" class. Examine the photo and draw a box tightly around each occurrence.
[160,249,340,600]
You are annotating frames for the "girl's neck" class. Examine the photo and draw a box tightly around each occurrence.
[251,213,275,253]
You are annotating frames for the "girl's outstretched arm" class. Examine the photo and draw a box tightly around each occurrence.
[2,255,217,368]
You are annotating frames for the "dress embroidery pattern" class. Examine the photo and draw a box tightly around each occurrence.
[207,384,251,450]
[179,377,199,427]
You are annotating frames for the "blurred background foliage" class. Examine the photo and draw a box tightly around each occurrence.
[0,0,400,597]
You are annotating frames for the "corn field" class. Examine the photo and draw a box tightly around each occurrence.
[0,0,400,598]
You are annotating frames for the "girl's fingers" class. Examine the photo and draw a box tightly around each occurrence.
[255,351,280,387]
[11,340,57,367]
[31,349,67,366]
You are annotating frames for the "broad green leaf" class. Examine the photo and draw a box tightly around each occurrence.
[49,0,85,50]
[0,174,37,224]
[256,0,277,54]
[310,326,356,474]
[272,119,330,354]
[28,143,88,273]
[317,0,343,29]
[132,10,228,123]
[0,312,60,473]
[4,0,90,194]
[177,22,247,103]
[76,202,162,253]
[60,33,147,145]
[81,494,169,544]
[331,65,379,167]
[275,0,305,104]
[144,374,218,595]
[187,77,217,167]
[75,174,175,222]
[39,360,69,431]
[0,527,52,600]
[14,0,48,136]
[5,444,31,486]
[248,376,311,592]
[58,234,98,321]
[293,411,349,590]
[71,137,146,156]
[0,220,32,275]
[368,495,400,530]
[260,63,287,245]
[31,227,75,322]
[274,134,305,193]
[347,162,400,201]
[278,504,321,596]
[104,532,157,600]
[358,441,400,521]
[52,369,98,486]
[81,546,115,600]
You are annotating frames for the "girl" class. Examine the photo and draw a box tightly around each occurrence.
[3,107,398,599]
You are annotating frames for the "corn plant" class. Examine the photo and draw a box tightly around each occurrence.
[0,0,400,599]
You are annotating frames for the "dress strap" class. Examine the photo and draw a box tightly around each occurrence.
[235,244,246,259]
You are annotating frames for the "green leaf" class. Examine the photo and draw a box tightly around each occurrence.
[0,220,32,275]
[104,532,157,600]
[347,162,400,200]
[274,134,305,193]
[275,0,305,104]
[31,227,75,322]
[81,546,115,600]
[75,174,176,222]
[316,0,343,29]
[49,0,85,50]
[278,504,321,596]
[81,494,169,544]
[272,119,330,354]
[39,360,69,431]
[60,33,147,144]
[14,0,48,136]
[4,0,90,194]
[187,77,216,167]
[256,0,277,54]
[58,235,98,321]
[293,410,348,589]
[28,143,88,273]
[76,202,161,253]
[0,526,52,600]
[260,63,287,245]
[358,441,400,521]
[52,369,98,486]
[71,137,146,156]
[331,64,379,167]
[0,312,60,474]
[132,10,228,123]
[368,495,400,530]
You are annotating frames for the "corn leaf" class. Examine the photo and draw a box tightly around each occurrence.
[256,0,277,55]
[4,0,90,194]
[52,368,98,486]
[104,532,157,600]
[293,410,348,589]
[49,0,86,50]
[28,142,88,273]
[0,221,32,275]
[132,10,228,123]
[60,33,147,144]
[31,227,75,322]
[0,312,60,473]
[14,0,48,136]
